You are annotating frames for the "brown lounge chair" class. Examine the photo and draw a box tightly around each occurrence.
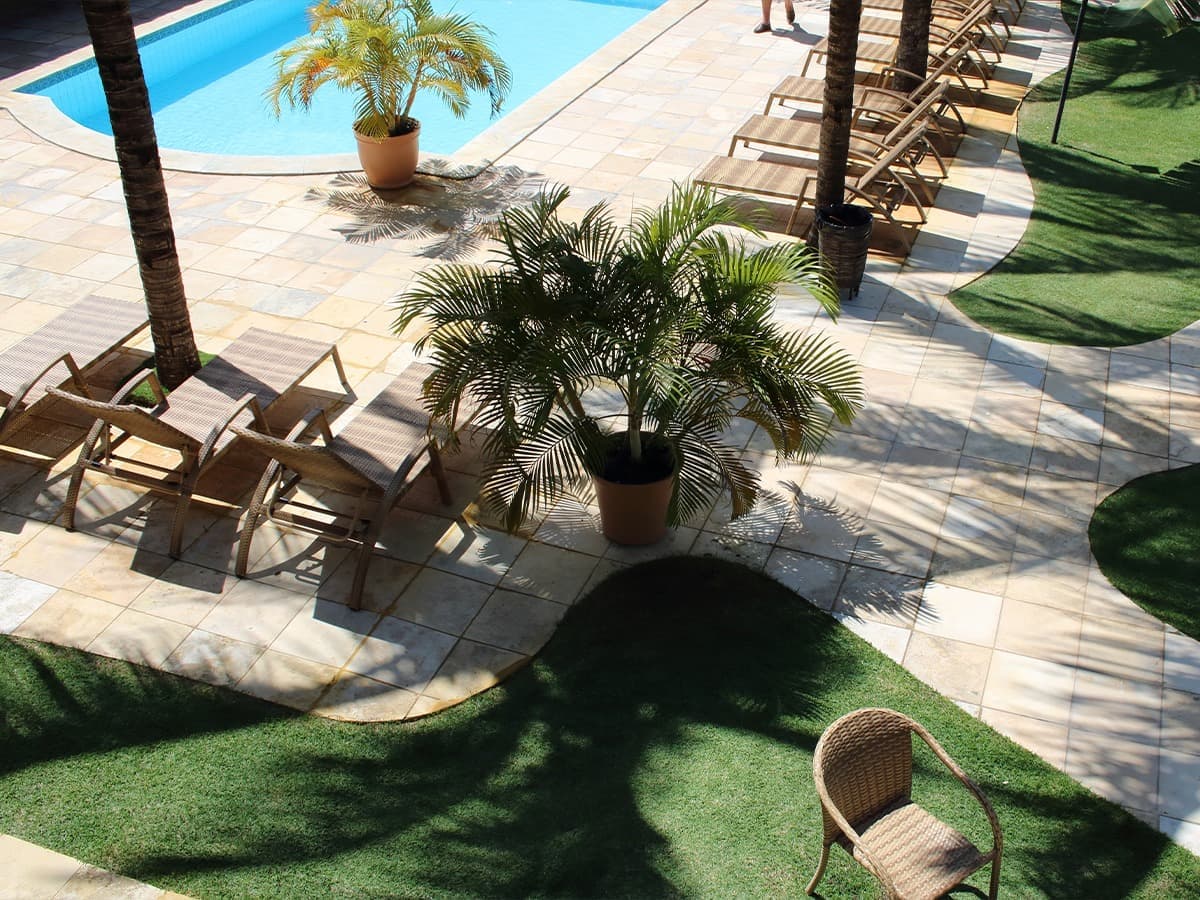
[806,708,1003,899]
[49,327,349,557]
[232,362,461,610]
[0,295,148,448]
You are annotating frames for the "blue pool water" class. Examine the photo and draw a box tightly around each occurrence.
[21,0,661,156]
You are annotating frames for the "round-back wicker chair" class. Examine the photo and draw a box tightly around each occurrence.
[806,707,1002,899]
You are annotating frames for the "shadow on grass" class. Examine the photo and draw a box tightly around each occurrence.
[1,558,1195,898]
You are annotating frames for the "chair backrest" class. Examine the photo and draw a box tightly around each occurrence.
[46,389,199,451]
[879,81,948,146]
[813,709,916,842]
[230,425,380,495]
[853,123,929,192]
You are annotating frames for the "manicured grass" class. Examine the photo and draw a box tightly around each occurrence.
[950,17,1200,346]
[2,557,1196,897]
[1090,464,1200,640]
[128,351,217,406]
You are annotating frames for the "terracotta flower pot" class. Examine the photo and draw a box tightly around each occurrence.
[354,123,420,189]
[592,469,676,546]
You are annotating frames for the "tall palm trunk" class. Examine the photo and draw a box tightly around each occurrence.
[816,0,863,209]
[81,0,200,389]
[895,0,933,92]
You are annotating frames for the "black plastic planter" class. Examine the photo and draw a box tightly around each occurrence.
[815,203,873,298]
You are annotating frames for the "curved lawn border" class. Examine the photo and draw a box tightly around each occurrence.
[949,19,1200,347]
[1,556,1197,897]
[1090,464,1200,641]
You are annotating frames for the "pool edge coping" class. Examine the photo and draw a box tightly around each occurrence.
[0,0,704,177]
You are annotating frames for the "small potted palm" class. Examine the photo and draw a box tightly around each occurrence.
[266,0,511,189]
[394,183,865,544]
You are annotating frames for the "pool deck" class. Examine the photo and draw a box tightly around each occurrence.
[1,0,1199,882]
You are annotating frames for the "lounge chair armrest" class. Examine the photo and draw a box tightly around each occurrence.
[112,368,163,404]
[811,784,902,897]
[285,406,334,444]
[6,352,91,413]
[202,392,270,462]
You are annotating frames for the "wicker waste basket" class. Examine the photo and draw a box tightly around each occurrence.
[814,203,873,298]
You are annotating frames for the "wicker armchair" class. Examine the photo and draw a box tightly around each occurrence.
[806,708,1002,899]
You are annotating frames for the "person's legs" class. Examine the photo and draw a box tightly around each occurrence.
[755,0,772,32]
[784,0,796,24]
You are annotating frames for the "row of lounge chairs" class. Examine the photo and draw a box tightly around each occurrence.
[695,0,1013,245]
[0,297,456,609]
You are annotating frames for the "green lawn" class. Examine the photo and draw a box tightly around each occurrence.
[950,15,1200,346]
[2,557,1196,898]
[1090,464,1200,640]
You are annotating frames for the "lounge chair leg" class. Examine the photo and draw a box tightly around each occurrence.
[427,443,452,505]
[329,345,353,394]
[236,463,281,577]
[988,850,1002,898]
[805,844,830,896]
[62,422,104,531]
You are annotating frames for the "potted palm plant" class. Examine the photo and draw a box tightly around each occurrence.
[266,0,511,189]
[394,183,865,544]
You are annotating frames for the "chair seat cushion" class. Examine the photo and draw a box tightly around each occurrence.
[851,798,988,900]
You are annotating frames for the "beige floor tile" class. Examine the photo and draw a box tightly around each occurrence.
[765,548,847,610]
[499,542,600,604]
[980,707,1070,770]
[390,568,493,634]
[1070,669,1162,747]
[198,578,310,648]
[776,501,862,562]
[270,597,378,668]
[914,581,1003,646]
[129,560,231,627]
[3,525,108,587]
[162,629,264,689]
[236,649,336,711]
[605,525,698,565]
[62,540,172,606]
[1159,749,1200,823]
[1165,632,1200,695]
[373,509,456,565]
[994,597,1081,663]
[833,612,911,664]
[89,608,192,668]
[0,834,83,899]
[902,632,992,705]
[0,511,46,564]
[928,537,1012,596]
[834,565,924,629]
[1077,616,1165,684]
[0,569,57,632]
[533,500,611,557]
[421,638,528,702]
[13,589,123,650]
[1162,688,1200,753]
[851,518,938,577]
[464,588,567,656]
[983,650,1075,725]
[314,672,419,722]
[346,614,458,692]
[427,521,525,585]
[317,552,420,613]
[1066,729,1159,815]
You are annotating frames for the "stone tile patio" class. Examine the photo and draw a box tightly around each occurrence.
[0,0,1198,869]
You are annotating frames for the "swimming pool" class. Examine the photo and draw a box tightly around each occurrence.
[19,0,663,157]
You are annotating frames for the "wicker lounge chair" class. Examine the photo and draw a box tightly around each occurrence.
[694,122,933,245]
[0,295,148,448]
[49,327,349,557]
[806,708,1003,900]
[231,363,459,609]
[855,0,1009,52]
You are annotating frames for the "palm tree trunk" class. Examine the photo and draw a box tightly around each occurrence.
[81,0,200,390]
[895,0,933,92]
[815,0,863,209]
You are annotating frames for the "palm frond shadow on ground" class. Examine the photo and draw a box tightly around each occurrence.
[2,558,1198,898]
[307,161,545,260]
